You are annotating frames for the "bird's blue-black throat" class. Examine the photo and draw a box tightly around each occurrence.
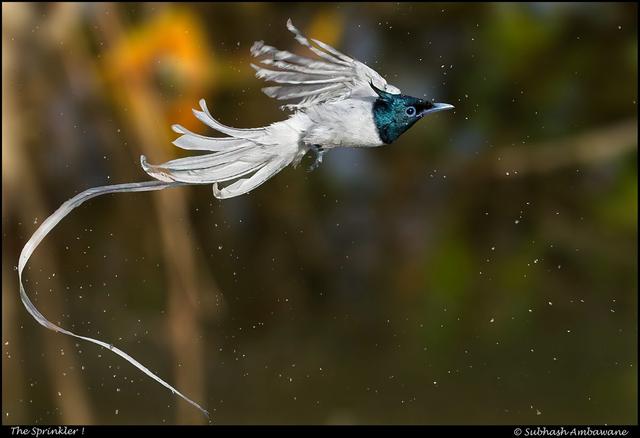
[372,93,434,144]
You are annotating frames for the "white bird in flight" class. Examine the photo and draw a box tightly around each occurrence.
[17,19,454,420]
[142,19,454,198]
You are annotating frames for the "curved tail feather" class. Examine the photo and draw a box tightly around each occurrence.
[143,99,299,198]
[17,180,210,419]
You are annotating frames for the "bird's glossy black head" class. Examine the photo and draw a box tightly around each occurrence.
[370,82,454,144]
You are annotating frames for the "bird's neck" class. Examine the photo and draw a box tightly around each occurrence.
[372,98,404,144]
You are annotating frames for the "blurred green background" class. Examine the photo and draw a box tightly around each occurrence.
[2,2,637,425]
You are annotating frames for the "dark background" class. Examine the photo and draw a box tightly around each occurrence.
[2,2,637,425]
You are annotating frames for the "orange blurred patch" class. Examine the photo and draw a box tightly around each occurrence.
[103,9,215,130]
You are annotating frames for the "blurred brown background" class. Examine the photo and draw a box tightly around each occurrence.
[2,2,637,425]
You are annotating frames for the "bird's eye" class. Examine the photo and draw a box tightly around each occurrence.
[406,106,416,116]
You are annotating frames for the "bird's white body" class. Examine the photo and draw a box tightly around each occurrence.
[301,97,383,149]
[261,97,384,167]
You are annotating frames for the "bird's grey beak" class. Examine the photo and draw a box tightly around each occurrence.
[421,102,455,117]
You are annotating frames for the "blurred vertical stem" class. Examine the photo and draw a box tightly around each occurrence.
[2,6,25,422]
[3,4,93,423]
[94,3,221,424]
[1,265,26,422]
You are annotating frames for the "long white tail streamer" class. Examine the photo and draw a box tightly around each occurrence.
[17,180,211,420]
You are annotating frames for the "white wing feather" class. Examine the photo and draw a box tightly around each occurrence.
[251,19,401,110]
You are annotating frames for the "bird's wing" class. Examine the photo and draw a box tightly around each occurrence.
[250,19,401,111]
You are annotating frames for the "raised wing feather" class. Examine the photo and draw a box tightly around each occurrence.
[251,19,400,110]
